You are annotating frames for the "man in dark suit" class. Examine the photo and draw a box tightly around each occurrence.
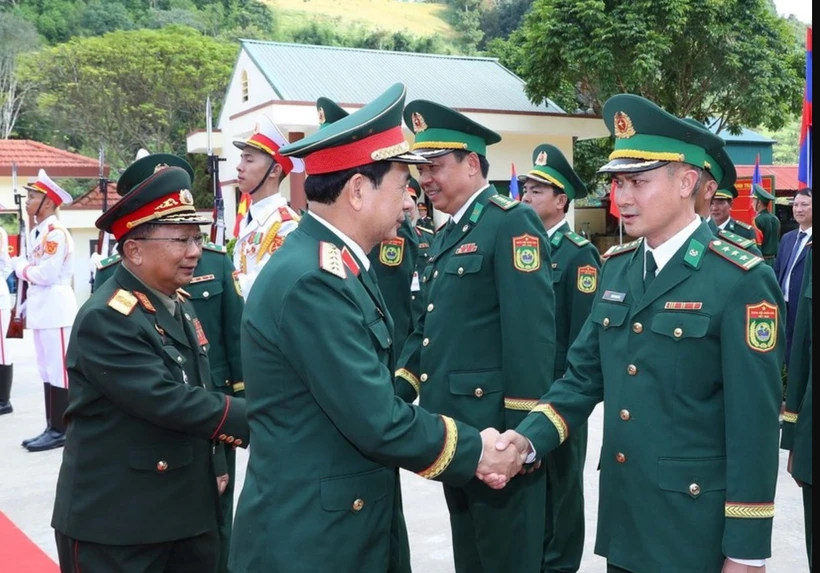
[774,187,812,362]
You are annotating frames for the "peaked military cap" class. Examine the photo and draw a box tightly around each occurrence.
[752,184,775,202]
[681,118,737,190]
[518,144,588,201]
[407,176,421,198]
[403,100,501,158]
[25,169,73,206]
[233,114,305,175]
[316,97,349,129]
[279,83,428,175]
[117,150,194,196]
[599,94,723,174]
[96,153,210,241]
[714,185,738,200]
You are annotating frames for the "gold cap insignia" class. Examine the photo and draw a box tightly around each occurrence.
[317,107,326,125]
[614,111,636,139]
[535,151,548,166]
[153,163,169,173]
[411,112,428,133]
[180,189,194,205]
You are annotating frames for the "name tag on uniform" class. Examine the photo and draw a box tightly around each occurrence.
[602,290,626,302]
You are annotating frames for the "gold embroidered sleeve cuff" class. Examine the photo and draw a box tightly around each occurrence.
[418,415,458,480]
[724,502,775,519]
[782,411,798,424]
[396,368,420,398]
[504,398,540,411]
[531,403,568,444]
[232,382,245,393]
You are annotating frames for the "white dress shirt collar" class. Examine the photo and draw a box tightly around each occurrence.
[546,218,568,238]
[452,184,491,225]
[645,216,702,276]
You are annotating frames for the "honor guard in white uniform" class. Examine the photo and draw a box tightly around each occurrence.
[0,227,13,415]
[12,169,77,452]
[232,115,305,299]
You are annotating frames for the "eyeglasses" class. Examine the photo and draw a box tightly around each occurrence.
[132,235,205,247]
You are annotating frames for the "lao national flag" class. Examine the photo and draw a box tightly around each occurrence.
[798,27,812,187]
[509,163,520,200]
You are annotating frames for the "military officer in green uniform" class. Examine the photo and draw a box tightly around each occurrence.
[52,156,249,573]
[410,177,435,326]
[228,83,528,573]
[781,243,812,571]
[395,100,555,573]
[710,186,757,240]
[520,144,599,573]
[93,152,245,573]
[496,94,785,573]
[752,184,780,266]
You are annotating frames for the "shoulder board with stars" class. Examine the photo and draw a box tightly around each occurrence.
[107,289,138,316]
[708,239,762,270]
[718,230,755,250]
[564,230,590,247]
[202,241,227,254]
[319,241,346,279]
[416,225,435,236]
[602,239,641,260]
[488,194,520,210]
[96,253,122,270]
[734,220,753,230]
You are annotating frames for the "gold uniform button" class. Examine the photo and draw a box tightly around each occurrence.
[627,364,638,376]
[615,453,627,464]
[422,338,430,346]
[689,483,701,497]
[457,267,464,276]
[673,327,683,338]
[474,388,484,398]
[619,409,631,421]
[234,439,242,446]
[427,303,435,312]
[157,460,169,472]
[203,291,210,298]
[420,373,428,382]
[352,498,365,512]
[632,322,643,333]
[603,318,610,327]
[411,295,416,300]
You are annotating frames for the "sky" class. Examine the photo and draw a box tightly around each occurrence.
[773,0,812,24]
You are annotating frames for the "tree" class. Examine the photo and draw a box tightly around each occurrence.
[21,26,236,205]
[0,11,39,138]
[508,0,803,133]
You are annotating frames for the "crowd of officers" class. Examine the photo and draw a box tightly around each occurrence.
[0,85,811,573]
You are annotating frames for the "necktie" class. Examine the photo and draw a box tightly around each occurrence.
[644,251,658,291]
[782,231,806,287]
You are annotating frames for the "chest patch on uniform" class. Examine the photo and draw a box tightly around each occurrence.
[602,290,626,302]
[108,289,138,316]
[193,318,209,346]
[577,265,598,293]
[664,301,703,310]
[379,238,404,267]
[746,301,778,353]
[512,234,540,272]
[455,243,478,255]
[419,242,430,249]
[190,274,216,284]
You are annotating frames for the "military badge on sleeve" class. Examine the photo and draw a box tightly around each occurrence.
[577,265,598,293]
[45,241,59,255]
[512,234,540,272]
[746,301,778,353]
[379,238,405,267]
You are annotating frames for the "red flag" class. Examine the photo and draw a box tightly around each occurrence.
[233,193,251,237]
[609,179,620,218]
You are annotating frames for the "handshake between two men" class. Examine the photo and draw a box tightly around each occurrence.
[475,428,535,489]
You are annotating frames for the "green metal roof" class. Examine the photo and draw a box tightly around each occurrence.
[240,40,566,114]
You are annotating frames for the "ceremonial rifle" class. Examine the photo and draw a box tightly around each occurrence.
[207,97,226,245]
[90,144,111,291]
[7,162,27,339]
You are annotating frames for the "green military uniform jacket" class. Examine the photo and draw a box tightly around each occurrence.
[94,244,245,398]
[411,223,435,327]
[723,218,757,241]
[706,218,762,256]
[396,186,556,431]
[781,244,812,486]
[549,222,601,380]
[755,210,781,263]
[368,216,419,361]
[517,222,785,572]
[229,214,482,573]
[52,264,248,545]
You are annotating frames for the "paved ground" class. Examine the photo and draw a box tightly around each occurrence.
[0,333,810,572]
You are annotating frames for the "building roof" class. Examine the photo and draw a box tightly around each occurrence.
[240,40,566,114]
[64,182,121,211]
[0,139,110,178]
[705,121,776,144]
[736,164,800,192]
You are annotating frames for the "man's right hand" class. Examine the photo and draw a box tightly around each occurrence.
[475,429,531,489]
